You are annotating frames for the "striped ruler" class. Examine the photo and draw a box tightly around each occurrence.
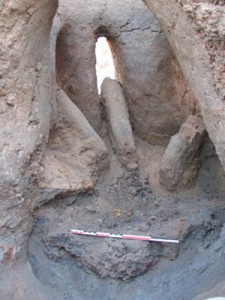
[70,229,179,244]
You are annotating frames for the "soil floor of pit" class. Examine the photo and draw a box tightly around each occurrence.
[28,137,225,300]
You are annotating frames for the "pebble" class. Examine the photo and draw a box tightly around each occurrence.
[154,201,160,208]
[128,186,137,196]
[126,162,138,170]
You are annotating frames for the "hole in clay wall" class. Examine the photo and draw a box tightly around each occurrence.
[95,37,116,94]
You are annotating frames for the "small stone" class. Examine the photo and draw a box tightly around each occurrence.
[126,162,138,171]
[127,210,134,218]
[114,208,121,218]
[128,186,137,196]
[154,201,160,208]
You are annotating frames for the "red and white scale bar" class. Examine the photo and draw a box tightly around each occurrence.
[70,229,179,244]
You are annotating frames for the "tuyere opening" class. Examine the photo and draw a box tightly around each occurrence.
[95,37,116,94]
